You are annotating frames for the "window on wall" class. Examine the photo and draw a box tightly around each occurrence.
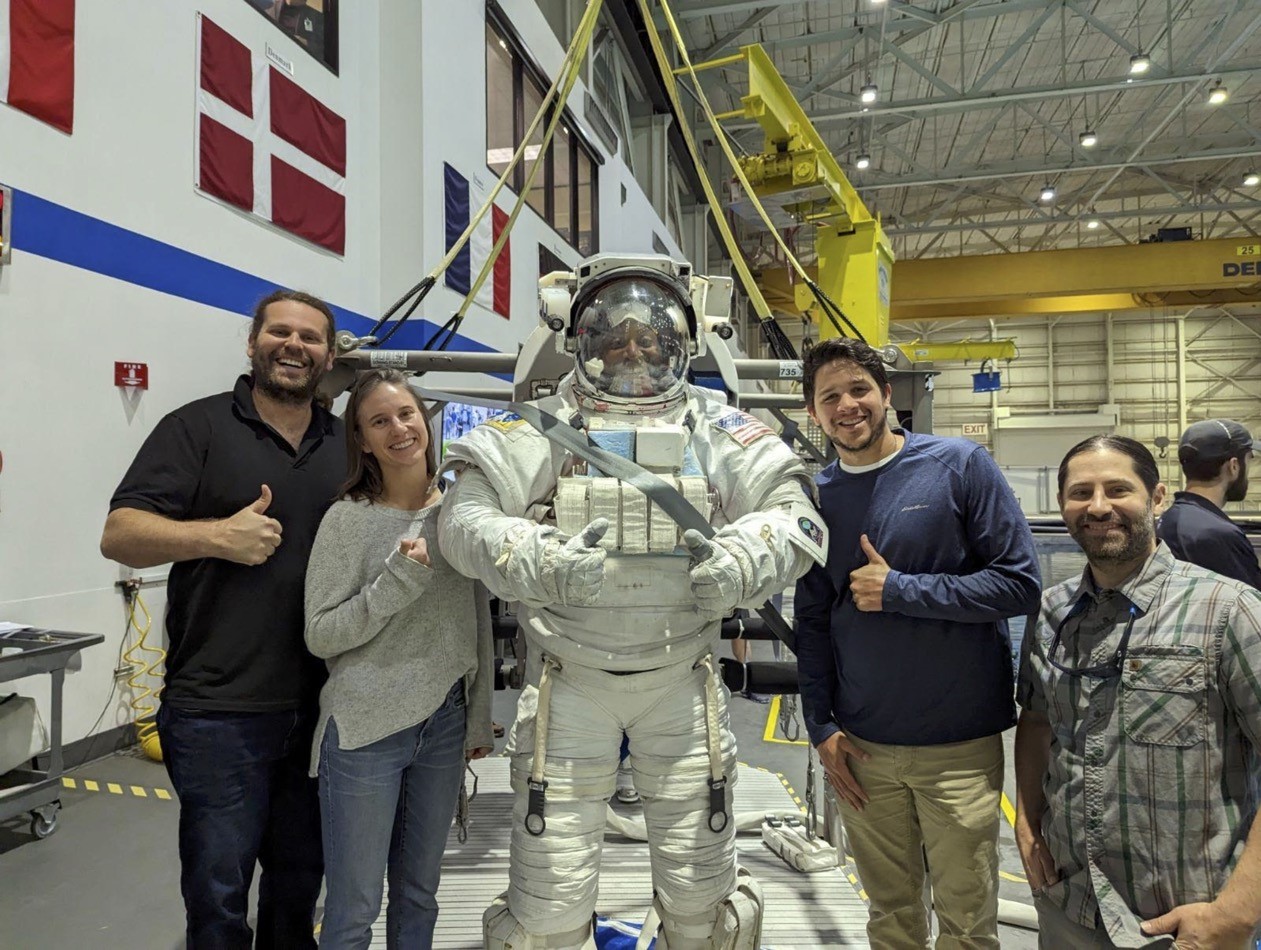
[485,11,599,255]
[244,0,339,73]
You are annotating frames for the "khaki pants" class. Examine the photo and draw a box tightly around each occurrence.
[840,733,1003,950]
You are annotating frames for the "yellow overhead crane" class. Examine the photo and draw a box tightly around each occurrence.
[891,236,1261,321]
[691,44,1015,366]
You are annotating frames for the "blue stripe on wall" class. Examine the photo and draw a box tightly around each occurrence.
[11,188,500,357]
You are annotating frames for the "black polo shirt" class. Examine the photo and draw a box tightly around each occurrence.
[1157,491,1261,590]
[110,375,347,712]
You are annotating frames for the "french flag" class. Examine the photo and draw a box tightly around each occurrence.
[195,14,346,254]
[444,162,511,319]
[0,0,75,134]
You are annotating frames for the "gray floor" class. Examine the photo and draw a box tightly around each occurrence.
[0,683,1039,948]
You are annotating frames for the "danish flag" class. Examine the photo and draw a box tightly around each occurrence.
[195,15,346,254]
[0,0,75,134]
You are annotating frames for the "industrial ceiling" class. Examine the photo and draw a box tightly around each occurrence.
[666,0,1261,261]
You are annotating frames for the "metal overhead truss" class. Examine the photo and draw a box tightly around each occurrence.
[668,0,1261,259]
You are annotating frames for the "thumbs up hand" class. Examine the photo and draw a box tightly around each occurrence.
[848,534,890,612]
[399,537,431,567]
[216,484,284,565]
[683,529,747,616]
[540,518,609,606]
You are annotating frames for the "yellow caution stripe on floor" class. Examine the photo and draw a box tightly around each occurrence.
[61,776,173,801]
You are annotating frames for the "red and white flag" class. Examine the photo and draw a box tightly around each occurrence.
[0,0,75,134]
[195,15,346,254]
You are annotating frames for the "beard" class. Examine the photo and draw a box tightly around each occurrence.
[1225,466,1249,503]
[1068,505,1156,565]
[601,359,673,398]
[251,349,325,405]
[826,403,890,455]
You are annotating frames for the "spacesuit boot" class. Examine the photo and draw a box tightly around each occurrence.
[484,893,597,950]
[651,866,763,950]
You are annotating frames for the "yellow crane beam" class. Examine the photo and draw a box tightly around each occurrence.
[892,237,1261,321]
[894,339,1018,363]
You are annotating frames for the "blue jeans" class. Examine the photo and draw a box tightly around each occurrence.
[157,704,323,950]
[318,682,467,949]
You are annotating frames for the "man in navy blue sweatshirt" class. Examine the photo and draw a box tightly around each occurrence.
[794,338,1041,949]
[1156,418,1261,589]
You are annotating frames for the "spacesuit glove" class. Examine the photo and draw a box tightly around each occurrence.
[682,529,748,616]
[540,518,610,607]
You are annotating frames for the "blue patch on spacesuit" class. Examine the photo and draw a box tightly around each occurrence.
[484,411,527,432]
[582,430,702,477]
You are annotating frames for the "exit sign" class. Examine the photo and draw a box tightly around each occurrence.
[962,423,989,438]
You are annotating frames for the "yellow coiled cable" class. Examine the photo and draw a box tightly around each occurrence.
[122,591,165,762]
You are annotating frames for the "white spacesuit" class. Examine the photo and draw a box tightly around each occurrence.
[437,254,826,949]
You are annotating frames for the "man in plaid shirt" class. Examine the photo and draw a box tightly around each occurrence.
[1016,434,1261,949]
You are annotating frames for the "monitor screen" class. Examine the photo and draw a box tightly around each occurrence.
[441,402,497,458]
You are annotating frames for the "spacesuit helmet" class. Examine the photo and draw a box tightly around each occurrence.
[572,270,692,401]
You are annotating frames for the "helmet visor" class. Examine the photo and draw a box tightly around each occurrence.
[574,277,690,399]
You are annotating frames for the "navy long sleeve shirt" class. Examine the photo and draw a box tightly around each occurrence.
[1156,491,1261,590]
[794,431,1042,747]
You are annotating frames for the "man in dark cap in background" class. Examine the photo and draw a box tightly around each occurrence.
[1157,418,1261,588]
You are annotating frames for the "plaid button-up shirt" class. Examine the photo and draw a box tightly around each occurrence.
[1017,544,1261,948]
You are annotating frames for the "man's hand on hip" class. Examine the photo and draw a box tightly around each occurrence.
[848,534,890,612]
[815,731,871,811]
[214,484,283,565]
[1142,902,1257,949]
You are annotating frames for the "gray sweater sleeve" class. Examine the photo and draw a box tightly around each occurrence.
[464,581,496,752]
[305,502,436,659]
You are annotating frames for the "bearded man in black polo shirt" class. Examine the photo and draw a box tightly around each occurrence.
[101,289,347,949]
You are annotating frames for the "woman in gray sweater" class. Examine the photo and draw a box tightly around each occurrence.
[304,369,494,949]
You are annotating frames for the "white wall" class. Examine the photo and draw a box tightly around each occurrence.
[896,306,1261,513]
[0,0,682,749]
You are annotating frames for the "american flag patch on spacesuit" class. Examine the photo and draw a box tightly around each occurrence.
[711,411,774,447]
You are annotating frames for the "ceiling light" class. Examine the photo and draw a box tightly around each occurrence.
[1245,171,1260,187]
[1086,218,1100,230]
[1129,52,1151,75]
[1079,129,1098,148]
[1039,183,1056,203]
[855,153,871,170]
[1208,81,1228,105]
[860,82,878,104]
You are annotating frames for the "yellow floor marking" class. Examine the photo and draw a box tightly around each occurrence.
[130,785,147,798]
[761,695,808,745]
[83,780,99,792]
[107,783,123,795]
[1001,870,1028,883]
[155,788,172,801]
[1000,792,1017,828]
[763,696,781,742]
[61,777,76,789]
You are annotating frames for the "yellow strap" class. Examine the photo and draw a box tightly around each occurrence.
[654,6,813,291]
[430,1,603,297]
[635,0,776,323]
[458,1,605,318]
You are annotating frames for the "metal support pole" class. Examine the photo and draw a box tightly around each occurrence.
[1105,313,1115,404]
[1176,311,1188,435]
